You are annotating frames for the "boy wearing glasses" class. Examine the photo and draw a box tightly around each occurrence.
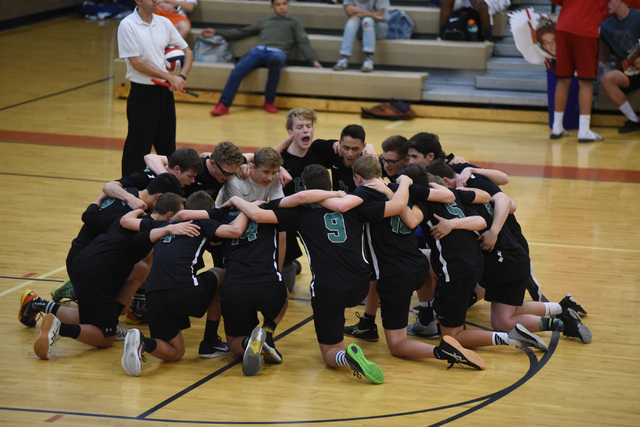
[379,135,410,182]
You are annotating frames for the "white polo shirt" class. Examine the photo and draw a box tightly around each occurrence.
[117,8,188,85]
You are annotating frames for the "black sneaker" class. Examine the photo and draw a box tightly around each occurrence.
[559,293,587,316]
[618,119,640,133]
[199,337,231,358]
[345,343,384,384]
[560,308,592,343]
[437,336,486,370]
[262,341,283,364]
[344,313,379,342]
[411,305,420,314]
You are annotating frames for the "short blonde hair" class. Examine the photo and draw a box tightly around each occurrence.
[253,147,283,170]
[286,108,317,131]
[353,155,382,180]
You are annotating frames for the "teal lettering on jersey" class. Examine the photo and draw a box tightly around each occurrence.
[232,220,258,245]
[445,201,465,219]
[390,215,412,234]
[162,234,175,243]
[293,177,305,193]
[483,202,494,217]
[324,212,347,243]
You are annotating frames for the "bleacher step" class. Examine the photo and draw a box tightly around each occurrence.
[475,74,547,92]
[422,84,548,106]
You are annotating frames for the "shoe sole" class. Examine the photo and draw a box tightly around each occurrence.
[578,133,603,143]
[563,309,592,344]
[243,327,266,376]
[550,131,568,139]
[34,313,59,360]
[199,349,232,359]
[441,336,486,370]
[122,329,142,376]
[407,328,440,339]
[262,344,283,364]
[346,343,384,384]
[512,324,548,352]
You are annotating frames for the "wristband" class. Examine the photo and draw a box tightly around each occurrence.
[179,74,187,81]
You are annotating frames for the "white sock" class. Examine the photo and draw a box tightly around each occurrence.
[577,115,594,139]
[334,350,349,367]
[619,101,639,122]
[544,302,563,316]
[552,111,565,135]
[419,300,432,308]
[492,332,516,346]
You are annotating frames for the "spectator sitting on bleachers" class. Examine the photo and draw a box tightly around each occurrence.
[439,0,510,42]
[332,0,390,72]
[205,0,322,116]
[599,0,640,73]
[155,0,198,39]
[600,43,640,134]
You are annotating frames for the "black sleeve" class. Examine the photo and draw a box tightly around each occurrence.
[457,189,477,205]
[352,200,386,223]
[467,173,501,196]
[82,204,121,233]
[408,183,431,201]
[116,171,153,190]
[207,208,228,222]
[273,205,303,232]
[309,139,339,168]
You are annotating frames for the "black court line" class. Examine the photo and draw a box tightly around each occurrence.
[0,172,107,184]
[0,276,63,283]
[0,77,114,112]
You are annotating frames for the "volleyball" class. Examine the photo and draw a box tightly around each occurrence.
[164,46,185,72]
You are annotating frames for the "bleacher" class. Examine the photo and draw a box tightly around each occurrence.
[112,0,631,119]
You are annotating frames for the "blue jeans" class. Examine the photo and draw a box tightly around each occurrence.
[219,46,287,106]
[339,16,389,57]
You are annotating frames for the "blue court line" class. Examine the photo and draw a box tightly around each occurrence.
[0,276,63,283]
[0,77,114,112]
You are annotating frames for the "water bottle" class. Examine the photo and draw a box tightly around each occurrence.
[467,19,479,42]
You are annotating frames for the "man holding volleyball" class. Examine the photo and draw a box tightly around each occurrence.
[117,0,194,177]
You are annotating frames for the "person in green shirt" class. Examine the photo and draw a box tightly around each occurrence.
[204,0,322,116]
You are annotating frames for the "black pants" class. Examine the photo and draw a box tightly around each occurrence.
[121,82,177,177]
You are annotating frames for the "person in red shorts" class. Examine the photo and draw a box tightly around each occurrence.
[549,0,640,142]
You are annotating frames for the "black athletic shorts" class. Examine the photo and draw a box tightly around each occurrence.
[481,250,529,306]
[146,271,219,342]
[312,286,369,345]
[377,268,429,330]
[221,281,287,338]
[434,271,482,329]
[70,261,132,338]
[624,73,640,93]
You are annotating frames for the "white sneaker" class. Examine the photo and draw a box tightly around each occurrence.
[577,131,604,143]
[122,328,144,376]
[508,324,548,352]
[361,57,374,72]
[34,313,61,360]
[333,58,349,71]
[115,323,129,341]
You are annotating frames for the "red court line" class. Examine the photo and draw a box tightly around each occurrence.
[1,130,637,182]
[45,414,64,422]
[22,273,36,278]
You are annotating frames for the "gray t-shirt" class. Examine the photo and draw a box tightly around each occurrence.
[343,0,390,21]
[600,10,640,59]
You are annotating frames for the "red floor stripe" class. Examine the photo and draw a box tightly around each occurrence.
[1,130,637,182]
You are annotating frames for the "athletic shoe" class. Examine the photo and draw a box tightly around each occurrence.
[199,338,232,358]
[549,130,568,139]
[578,132,604,143]
[437,336,486,370]
[411,305,421,314]
[345,343,384,384]
[344,314,379,342]
[293,259,302,275]
[243,327,266,376]
[559,293,587,316]
[34,313,61,360]
[333,58,349,71]
[560,308,592,344]
[210,103,229,116]
[618,119,640,133]
[19,289,45,327]
[262,341,283,364]
[125,296,148,325]
[122,328,145,376]
[508,323,548,352]
[361,57,374,72]
[51,278,76,303]
[263,102,278,113]
[407,318,440,339]
[115,323,129,342]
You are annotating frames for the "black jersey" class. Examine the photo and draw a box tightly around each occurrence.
[68,187,141,265]
[117,169,156,190]
[352,186,430,279]
[274,200,385,297]
[70,216,157,287]
[417,189,483,282]
[183,157,224,199]
[145,219,223,293]
[219,205,283,287]
[450,163,528,253]
[309,139,356,192]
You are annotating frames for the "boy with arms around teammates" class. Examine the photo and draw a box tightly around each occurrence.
[20,194,197,360]
[321,157,486,370]
[119,192,250,376]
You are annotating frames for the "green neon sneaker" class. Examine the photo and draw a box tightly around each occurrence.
[345,343,384,384]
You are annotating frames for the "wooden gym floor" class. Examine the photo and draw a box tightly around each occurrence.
[1,15,640,427]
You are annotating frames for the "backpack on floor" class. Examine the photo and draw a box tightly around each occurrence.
[387,10,415,39]
[441,7,482,41]
[361,99,416,121]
